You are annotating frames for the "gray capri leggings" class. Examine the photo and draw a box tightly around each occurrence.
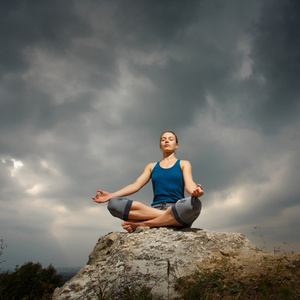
[107,196,202,227]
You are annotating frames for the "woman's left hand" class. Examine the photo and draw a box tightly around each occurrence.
[191,184,204,198]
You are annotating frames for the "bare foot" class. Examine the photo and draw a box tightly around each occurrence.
[122,221,145,233]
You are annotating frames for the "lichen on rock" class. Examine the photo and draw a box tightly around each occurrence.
[53,227,262,299]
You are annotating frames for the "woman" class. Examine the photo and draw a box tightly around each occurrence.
[92,131,204,233]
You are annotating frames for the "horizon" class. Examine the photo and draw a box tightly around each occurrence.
[1,0,299,270]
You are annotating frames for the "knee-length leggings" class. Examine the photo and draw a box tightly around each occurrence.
[107,196,202,227]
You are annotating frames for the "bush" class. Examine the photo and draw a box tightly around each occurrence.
[0,261,63,300]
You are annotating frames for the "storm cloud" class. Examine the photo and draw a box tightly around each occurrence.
[1,0,299,269]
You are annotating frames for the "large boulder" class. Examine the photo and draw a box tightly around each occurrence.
[53,227,261,299]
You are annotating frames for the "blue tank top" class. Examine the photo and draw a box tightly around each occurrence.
[151,160,185,206]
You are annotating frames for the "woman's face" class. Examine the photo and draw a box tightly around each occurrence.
[160,132,178,152]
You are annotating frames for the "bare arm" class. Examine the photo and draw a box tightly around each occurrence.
[181,160,204,198]
[92,163,154,203]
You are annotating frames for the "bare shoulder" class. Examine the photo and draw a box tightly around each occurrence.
[180,160,192,169]
[146,162,156,172]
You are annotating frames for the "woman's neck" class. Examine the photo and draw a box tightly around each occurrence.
[162,152,176,161]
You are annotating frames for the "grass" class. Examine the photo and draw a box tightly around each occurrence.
[59,227,299,300]
[82,254,299,299]
[173,255,300,299]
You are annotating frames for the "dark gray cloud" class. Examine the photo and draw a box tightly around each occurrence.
[0,0,299,269]
[248,0,300,134]
[0,0,91,75]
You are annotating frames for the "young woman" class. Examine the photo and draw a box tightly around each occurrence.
[92,131,204,233]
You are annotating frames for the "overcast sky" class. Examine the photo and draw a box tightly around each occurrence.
[1,0,299,270]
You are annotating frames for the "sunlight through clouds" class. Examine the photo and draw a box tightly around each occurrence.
[1,0,299,270]
[1,158,24,177]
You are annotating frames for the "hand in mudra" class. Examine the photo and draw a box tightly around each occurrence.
[192,184,204,198]
[92,190,112,203]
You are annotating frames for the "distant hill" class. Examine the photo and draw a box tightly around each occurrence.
[56,267,82,284]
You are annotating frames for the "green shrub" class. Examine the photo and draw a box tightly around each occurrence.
[0,262,63,300]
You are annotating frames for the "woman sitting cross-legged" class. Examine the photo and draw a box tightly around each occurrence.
[92,131,204,233]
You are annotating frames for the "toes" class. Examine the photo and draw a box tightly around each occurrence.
[122,224,132,232]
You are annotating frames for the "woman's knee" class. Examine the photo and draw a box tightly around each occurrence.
[191,196,202,214]
[107,197,133,220]
[107,197,121,217]
[173,196,202,226]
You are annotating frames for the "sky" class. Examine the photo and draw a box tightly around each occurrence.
[1,0,300,270]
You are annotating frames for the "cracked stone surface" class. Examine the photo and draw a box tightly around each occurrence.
[53,227,261,300]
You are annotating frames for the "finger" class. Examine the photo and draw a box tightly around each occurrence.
[95,190,102,197]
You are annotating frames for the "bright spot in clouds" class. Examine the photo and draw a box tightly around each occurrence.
[1,0,299,270]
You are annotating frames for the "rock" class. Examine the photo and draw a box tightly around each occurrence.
[53,227,261,300]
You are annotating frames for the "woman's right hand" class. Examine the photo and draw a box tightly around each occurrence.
[92,190,112,203]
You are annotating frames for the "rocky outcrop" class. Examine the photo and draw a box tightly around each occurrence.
[53,227,261,299]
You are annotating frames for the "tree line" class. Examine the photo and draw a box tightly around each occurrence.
[0,239,64,299]
[0,262,63,300]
